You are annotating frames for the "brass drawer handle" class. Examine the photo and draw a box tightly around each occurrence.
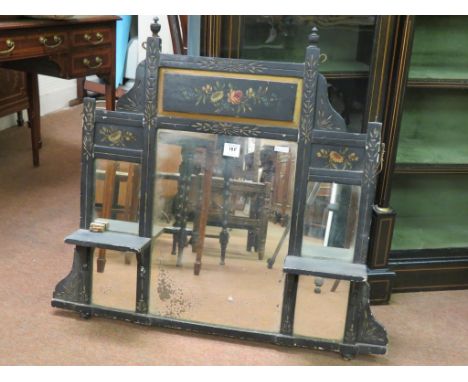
[84,32,104,45]
[83,56,103,69]
[319,53,328,64]
[39,35,63,49]
[0,39,15,55]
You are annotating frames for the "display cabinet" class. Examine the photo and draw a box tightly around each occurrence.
[372,16,468,297]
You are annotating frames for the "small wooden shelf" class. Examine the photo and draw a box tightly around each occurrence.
[283,255,367,281]
[65,229,152,254]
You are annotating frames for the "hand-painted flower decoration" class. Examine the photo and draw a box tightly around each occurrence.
[316,148,360,170]
[228,89,244,105]
[181,81,279,116]
[210,91,224,103]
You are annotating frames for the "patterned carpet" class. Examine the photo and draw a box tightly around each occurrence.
[0,105,467,365]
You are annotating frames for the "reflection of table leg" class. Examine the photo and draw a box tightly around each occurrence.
[173,146,194,267]
[193,148,213,275]
[26,72,41,167]
[97,160,118,273]
[257,183,271,260]
[219,156,232,266]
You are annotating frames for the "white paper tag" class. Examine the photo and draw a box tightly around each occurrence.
[274,145,290,153]
[223,143,241,158]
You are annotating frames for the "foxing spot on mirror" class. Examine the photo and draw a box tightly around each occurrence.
[302,182,361,263]
[149,130,297,332]
[91,249,137,312]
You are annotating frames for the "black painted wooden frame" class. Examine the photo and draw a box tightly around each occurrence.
[52,23,387,359]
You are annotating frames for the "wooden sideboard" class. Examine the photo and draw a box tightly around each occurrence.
[0,16,119,166]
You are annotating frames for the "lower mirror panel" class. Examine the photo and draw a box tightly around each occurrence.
[91,250,137,312]
[148,230,286,333]
[293,276,350,342]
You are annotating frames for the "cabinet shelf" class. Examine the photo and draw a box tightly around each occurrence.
[390,173,468,251]
[394,163,468,174]
[408,78,468,89]
[391,217,468,251]
[396,87,468,165]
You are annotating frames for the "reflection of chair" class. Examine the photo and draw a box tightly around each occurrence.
[156,137,271,273]
[94,160,140,272]
[191,174,271,266]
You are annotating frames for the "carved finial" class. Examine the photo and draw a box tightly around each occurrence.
[150,17,161,37]
[308,26,319,46]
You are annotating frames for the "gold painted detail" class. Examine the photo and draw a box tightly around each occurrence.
[363,125,382,186]
[181,81,279,116]
[195,58,267,73]
[82,100,95,160]
[99,127,136,147]
[316,147,360,170]
[192,121,260,136]
[299,55,319,142]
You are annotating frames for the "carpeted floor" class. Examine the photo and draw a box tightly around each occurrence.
[0,105,467,366]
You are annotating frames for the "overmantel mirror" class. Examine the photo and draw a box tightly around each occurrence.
[52,18,387,359]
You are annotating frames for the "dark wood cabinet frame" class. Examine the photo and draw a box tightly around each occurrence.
[52,20,387,359]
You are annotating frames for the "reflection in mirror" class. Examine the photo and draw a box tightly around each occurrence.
[91,250,137,311]
[93,159,141,235]
[293,276,350,341]
[149,130,297,332]
[302,182,361,262]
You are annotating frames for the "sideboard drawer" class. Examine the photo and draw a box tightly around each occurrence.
[0,30,68,61]
[70,27,113,48]
[70,49,112,76]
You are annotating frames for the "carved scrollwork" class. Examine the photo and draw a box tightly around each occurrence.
[53,248,89,303]
[192,121,261,137]
[356,283,388,346]
[299,53,319,143]
[315,74,346,132]
[194,58,267,74]
[144,37,161,129]
[362,123,382,188]
[82,99,96,161]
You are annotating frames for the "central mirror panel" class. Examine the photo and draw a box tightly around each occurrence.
[302,181,361,263]
[149,130,297,332]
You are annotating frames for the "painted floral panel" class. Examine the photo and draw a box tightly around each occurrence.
[162,72,299,122]
[312,145,364,171]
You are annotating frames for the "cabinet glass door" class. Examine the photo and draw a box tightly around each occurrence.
[209,15,378,133]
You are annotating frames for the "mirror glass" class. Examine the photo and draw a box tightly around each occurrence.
[91,249,137,311]
[93,159,141,235]
[302,182,361,262]
[293,276,350,341]
[149,130,297,332]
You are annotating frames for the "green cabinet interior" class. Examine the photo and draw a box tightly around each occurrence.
[390,174,468,250]
[383,15,468,294]
[409,16,468,81]
[396,88,468,164]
